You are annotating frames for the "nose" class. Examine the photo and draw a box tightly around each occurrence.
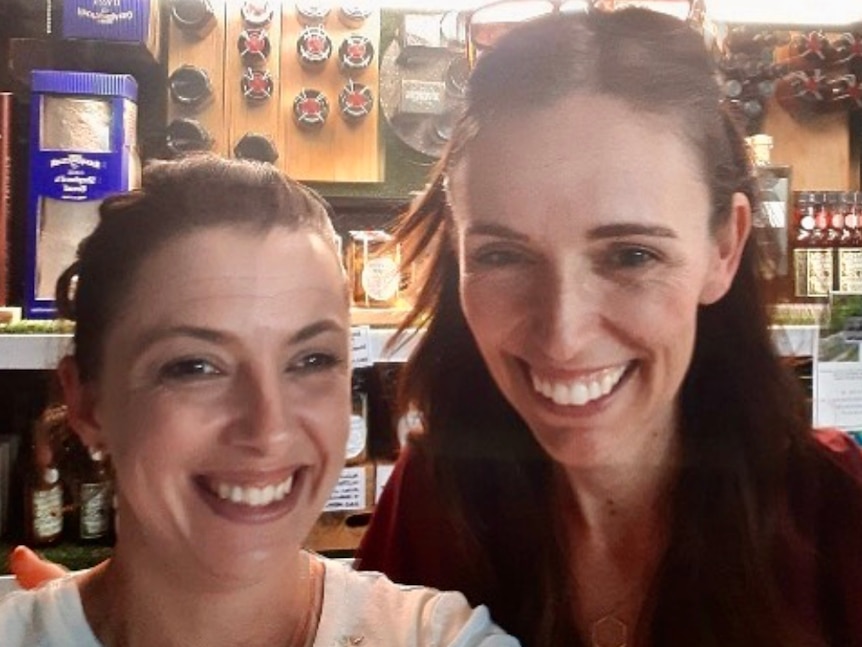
[532,262,601,361]
[225,365,293,454]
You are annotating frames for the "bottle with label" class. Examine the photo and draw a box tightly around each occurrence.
[792,191,833,301]
[24,413,65,546]
[838,192,862,294]
[347,231,401,308]
[76,449,114,544]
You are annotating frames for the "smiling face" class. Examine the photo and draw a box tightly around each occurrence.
[448,95,745,469]
[72,225,350,578]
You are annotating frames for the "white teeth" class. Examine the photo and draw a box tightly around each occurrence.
[212,474,296,507]
[531,364,628,408]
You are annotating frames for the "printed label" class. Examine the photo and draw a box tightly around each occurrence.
[360,257,399,303]
[838,248,862,294]
[323,466,367,512]
[806,248,833,296]
[80,482,111,538]
[32,485,63,539]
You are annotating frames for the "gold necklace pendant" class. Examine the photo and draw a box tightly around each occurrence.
[591,614,627,647]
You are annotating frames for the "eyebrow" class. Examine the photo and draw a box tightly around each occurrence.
[465,222,677,241]
[131,319,347,355]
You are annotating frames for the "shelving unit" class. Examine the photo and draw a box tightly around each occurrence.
[0,324,818,371]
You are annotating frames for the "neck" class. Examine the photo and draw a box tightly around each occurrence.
[78,543,314,647]
[556,424,680,645]
[558,420,680,545]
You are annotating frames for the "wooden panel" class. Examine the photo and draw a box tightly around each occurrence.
[280,8,383,182]
[762,37,857,191]
[224,3,283,159]
[762,98,853,190]
[166,0,228,155]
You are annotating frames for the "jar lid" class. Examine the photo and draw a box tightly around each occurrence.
[166,118,214,156]
[169,65,213,107]
[234,132,279,164]
[171,0,215,32]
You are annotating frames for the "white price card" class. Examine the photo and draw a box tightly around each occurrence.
[375,463,395,504]
[813,294,862,432]
[351,325,372,368]
[323,466,368,512]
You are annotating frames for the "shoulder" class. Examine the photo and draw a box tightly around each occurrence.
[0,574,97,646]
[314,556,519,647]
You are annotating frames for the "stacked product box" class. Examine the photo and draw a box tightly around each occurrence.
[26,70,139,318]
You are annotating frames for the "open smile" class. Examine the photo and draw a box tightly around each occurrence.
[529,362,633,407]
[194,469,307,524]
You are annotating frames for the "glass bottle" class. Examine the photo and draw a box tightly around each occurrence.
[76,449,114,544]
[24,417,64,547]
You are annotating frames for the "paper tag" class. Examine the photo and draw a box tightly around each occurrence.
[323,466,367,512]
[351,325,372,368]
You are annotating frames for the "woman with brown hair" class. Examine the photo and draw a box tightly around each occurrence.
[355,7,862,647]
[0,156,518,647]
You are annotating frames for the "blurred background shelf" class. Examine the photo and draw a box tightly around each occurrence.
[0,324,817,371]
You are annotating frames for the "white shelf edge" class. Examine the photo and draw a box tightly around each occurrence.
[0,328,424,371]
[0,325,817,371]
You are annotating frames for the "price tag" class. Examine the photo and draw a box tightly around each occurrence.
[323,466,368,512]
[351,325,372,368]
[375,463,395,503]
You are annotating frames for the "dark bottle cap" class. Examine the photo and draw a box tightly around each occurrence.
[338,3,372,28]
[165,118,214,156]
[238,28,271,66]
[297,25,332,70]
[295,1,331,26]
[293,88,329,129]
[241,0,274,27]
[171,0,217,36]
[338,34,374,76]
[338,80,373,123]
[241,68,274,102]
[233,132,279,164]
[169,65,213,108]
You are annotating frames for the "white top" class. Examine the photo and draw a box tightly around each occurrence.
[0,556,519,647]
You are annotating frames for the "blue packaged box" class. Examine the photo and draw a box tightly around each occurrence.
[26,70,140,319]
[63,0,160,60]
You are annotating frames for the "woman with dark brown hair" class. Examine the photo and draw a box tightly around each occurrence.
[355,7,862,647]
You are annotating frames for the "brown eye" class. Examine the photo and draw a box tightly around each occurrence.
[159,358,221,381]
[608,246,660,269]
[288,352,342,374]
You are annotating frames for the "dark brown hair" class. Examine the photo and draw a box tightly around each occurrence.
[392,8,856,646]
[56,155,338,383]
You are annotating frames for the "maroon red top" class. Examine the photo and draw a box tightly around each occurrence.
[355,430,862,644]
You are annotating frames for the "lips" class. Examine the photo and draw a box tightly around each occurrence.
[530,363,629,407]
[194,470,305,523]
[211,474,294,507]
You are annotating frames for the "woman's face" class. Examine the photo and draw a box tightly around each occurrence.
[79,226,350,577]
[448,95,746,469]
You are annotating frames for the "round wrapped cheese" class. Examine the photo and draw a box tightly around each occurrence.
[241,68,274,102]
[293,88,330,129]
[237,29,271,66]
[297,25,333,70]
[338,34,374,76]
[338,80,374,123]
